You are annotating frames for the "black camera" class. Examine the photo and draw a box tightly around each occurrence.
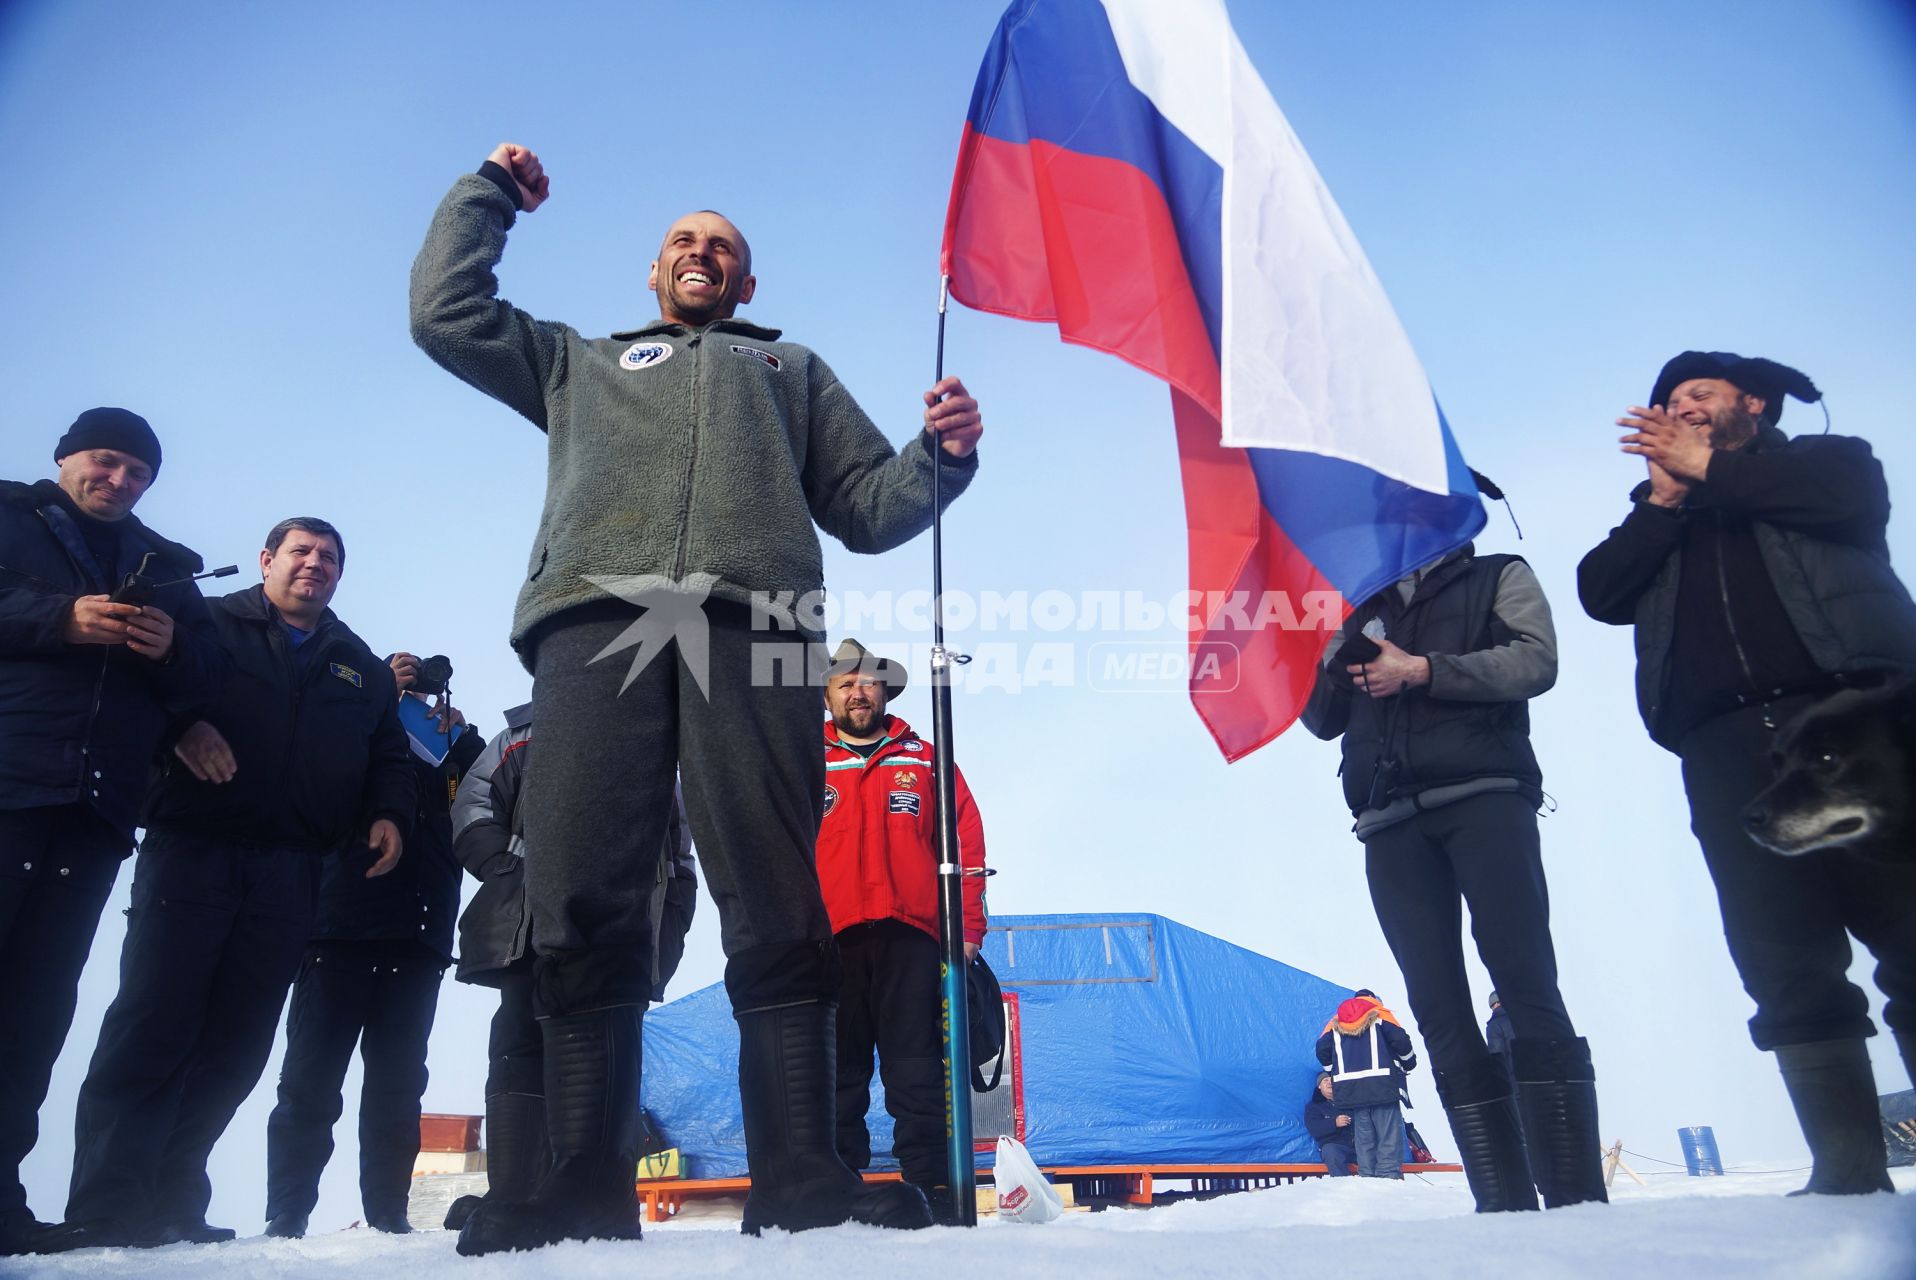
[413,654,454,699]
[110,552,239,606]
[1334,631,1382,666]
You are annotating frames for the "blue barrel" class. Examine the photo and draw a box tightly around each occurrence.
[1677,1126,1724,1176]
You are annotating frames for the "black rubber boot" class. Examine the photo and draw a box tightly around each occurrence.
[1511,1037,1609,1208]
[457,1006,645,1255]
[1435,1065,1539,1213]
[263,1211,307,1238]
[1776,1039,1894,1196]
[444,1086,551,1230]
[736,1003,931,1235]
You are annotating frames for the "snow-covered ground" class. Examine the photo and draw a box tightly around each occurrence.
[4,1167,1911,1279]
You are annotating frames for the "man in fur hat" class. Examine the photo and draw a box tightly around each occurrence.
[814,639,987,1223]
[1580,351,1916,1196]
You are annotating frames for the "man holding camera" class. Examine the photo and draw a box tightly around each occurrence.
[45,517,413,1251]
[262,652,482,1238]
[410,143,981,1249]
[1302,535,1606,1213]
[1580,351,1916,1196]
[0,410,223,1256]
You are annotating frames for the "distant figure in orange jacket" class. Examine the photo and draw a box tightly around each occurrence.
[815,639,986,1223]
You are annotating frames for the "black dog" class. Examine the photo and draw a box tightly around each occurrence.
[1742,681,1916,861]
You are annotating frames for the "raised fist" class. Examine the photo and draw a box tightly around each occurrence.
[485,142,550,212]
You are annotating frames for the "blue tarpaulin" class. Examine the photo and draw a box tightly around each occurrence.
[641,914,1356,1178]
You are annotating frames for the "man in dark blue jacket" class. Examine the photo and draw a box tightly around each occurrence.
[262,653,483,1238]
[42,517,414,1251]
[0,410,223,1256]
[1303,1073,1355,1177]
[1315,992,1418,1179]
[1581,351,1916,1197]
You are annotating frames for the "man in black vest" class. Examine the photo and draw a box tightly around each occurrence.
[43,517,414,1251]
[0,410,223,1256]
[1303,533,1605,1213]
[1580,351,1916,1196]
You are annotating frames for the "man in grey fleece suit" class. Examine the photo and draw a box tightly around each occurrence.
[1302,541,1606,1215]
[410,143,982,1251]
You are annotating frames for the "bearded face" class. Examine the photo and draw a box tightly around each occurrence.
[1704,397,1762,451]
[1668,377,1765,451]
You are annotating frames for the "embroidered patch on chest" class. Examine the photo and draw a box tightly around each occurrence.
[891,769,919,790]
[728,344,780,370]
[619,342,675,370]
[329,662,363,688]
[822,784,838,817]
[887,791,921,817]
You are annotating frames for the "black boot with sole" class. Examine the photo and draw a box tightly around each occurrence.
[737,1002,931,1235]
[1511,1037,1609,1208]
[1776,1038,1894,1196]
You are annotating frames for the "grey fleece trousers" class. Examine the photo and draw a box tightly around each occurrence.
[522,599,833,1015]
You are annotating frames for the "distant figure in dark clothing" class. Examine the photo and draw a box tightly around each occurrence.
[437,704,697,1234]
[1303,1073,1355,1177]
[1316,992,1417,1179]
[263,653,486,1239]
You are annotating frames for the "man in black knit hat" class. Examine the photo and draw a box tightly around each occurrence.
[1581,351,1916,1196]
[0,410,224,1255]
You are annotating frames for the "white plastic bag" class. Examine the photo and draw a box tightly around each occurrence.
[993,1135,1064,1224]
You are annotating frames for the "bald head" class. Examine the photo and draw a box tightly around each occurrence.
[648,210,756,326]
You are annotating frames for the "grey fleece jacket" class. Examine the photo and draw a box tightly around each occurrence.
[409,173,977,659]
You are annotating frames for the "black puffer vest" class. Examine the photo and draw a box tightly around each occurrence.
[1625,433,1916,748]
[1337,552,1542,814]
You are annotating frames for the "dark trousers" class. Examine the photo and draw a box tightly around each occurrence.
[264,941,445,1222]
[1363,792,1576,1083]
[0,805,128,1231]
[486,963,541,1098]
[1352,1104,1405,1178]
[1680,698,1916,1049]
[1317,1139,1356,1176]
[66,828,319,1228]
[833,920,946,1188]
[523,600,834,1014]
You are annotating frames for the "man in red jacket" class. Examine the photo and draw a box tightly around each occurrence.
[816,639,986,1219]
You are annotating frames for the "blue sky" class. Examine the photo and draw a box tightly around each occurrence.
[4,0,1914,1233]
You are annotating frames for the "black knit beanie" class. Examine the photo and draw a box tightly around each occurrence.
[1649,352,1821,423]
[54,407,162,476]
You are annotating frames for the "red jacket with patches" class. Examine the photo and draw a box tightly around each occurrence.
[818,714,987,945]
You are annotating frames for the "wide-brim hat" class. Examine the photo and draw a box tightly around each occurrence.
[826,637,908,697]
[1650,351,1821,422]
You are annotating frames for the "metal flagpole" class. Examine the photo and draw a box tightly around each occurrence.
[929,271,978,1226]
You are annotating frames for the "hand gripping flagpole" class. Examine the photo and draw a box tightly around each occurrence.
[930,271,978,1226]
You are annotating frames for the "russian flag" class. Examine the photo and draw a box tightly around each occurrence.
[941,0,1486,762]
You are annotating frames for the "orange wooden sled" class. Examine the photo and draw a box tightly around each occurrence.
[633,1161,1463,1222]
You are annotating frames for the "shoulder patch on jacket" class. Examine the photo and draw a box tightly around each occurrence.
[329,662,363,688]
[728,344,780,371]
[822,784,838,816]
[619,342,675,370]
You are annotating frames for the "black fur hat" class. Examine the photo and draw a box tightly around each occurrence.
[1650,351,1821,422]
